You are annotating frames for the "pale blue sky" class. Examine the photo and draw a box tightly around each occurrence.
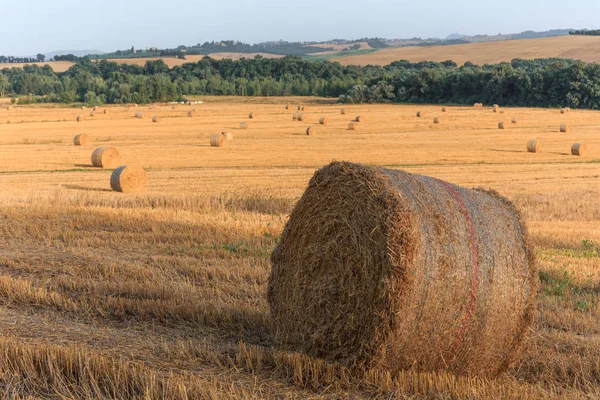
[1,0,598,56]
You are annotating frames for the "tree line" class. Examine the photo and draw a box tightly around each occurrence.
[2,56,600,109]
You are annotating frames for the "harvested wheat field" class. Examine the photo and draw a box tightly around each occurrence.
[0,97,599,399]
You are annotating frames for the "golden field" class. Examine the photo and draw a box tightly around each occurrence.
[334,35,600,66]
[0,97,598,399]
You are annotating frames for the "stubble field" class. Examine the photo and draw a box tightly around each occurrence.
[0,97,598,399]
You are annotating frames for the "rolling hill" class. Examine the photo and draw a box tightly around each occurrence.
[332,35,600,66]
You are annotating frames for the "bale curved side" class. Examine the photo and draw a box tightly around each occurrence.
[73,133,90,146]
[319,117,328,125]
[210,133,226,147]
[268,162,536,377]
[110,165,148,193]
[527,140,541,153]
[571,143,587,156]
[306,126,317,136]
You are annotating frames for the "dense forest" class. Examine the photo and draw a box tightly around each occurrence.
[2,56,600,109]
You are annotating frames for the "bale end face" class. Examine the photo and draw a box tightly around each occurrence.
[269,162,536,377]
[110,166,148,193]
[498,122,505,129]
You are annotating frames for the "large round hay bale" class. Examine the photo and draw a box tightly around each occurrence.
[302,106,307,111]
[306,126,317,136]
[240,121,248,129]
[292,113,298,120]
[492,105,499,113]
[89,111,95,117]
[222,132,233,141]
[442,107,447,112]
[187,111,196,117]
[135,112,143,119]
[73,133,90,146]
[110,166,148,193]
[348,122,358,131]
[527,140,541,153]
[319,117,328,125]
[565,107,571,112]
[269,162,535,377]
[560,124,569,133]
[297,114,305,122]
[249,112,255,119]
[285,104,289,110]
[571,143,587,156]
[103,108,109,115]
[152,116,160,123]
[416,111,421,118]
[81,106,87,110]
[433,116,440,124]
[91,147,120,168]
[210,133,226,147]
[498,122,505,129]
[6,106,12,111]
[511,117,518,124]
[560,108,566,114]
[76,115,83,122]
[341,108,346,115]
[355,115,364,122]
[93,106,98,112]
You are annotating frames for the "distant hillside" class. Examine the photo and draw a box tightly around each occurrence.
[332,35,600,66]
[44,50,104,60]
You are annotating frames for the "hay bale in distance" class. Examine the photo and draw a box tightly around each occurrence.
[433,116,440,124]
[571,143,587,156]
[306,126,317,136]
[348,122,358,131]
[527,140,541,153]
[222,132,233,141]
[285,104,289,110]
[89,111,95,117]
[355,115,364,123]
[110,166,148,193]
[341,108,346,115]
[298,106,302,111]
[492,105,499,112]
[73,133,90,146]
[249,112,255,119]
[187,111,196,117]
[297,114,306,122]
[240,121,248,129]
[152,116,160,123]
[560,124,569,133]
[319,117,329,125]
[511,117,518,124]
[103,108,109,114]
[302,106,307,111]
[135,112,143,119]
[292,113,298,120]
[416,111,421,118]
[210,133,226,147]
[93,106,98,112]
[269,161,536,377]
[442,107,447,112]
[91,147,120,168]
[76,115,83,122]
[498,122,505,129]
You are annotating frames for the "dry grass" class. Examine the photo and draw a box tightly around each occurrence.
[0,98,598,398]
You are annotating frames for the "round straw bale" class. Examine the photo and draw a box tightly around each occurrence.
[566,107,571,112]
[285,104,289,110]
[249,112,255,119]
[222,132,233,141]
[442,107,447,112]
[210,133,226,147]
[93,106,98,112]
[319,117,329,125]
[89,111,95,117]
[240,121,248,129]
[355,115,364,122]
[73,133,90,146]
[298,106,302,111]
[110,165,148,193]
[416,111,421,118]
[433,116,440,124]
[292,113,298,120]
[498,122,505,129]
[76,115,83,122]
[152,116,160,123]
[7,106,12,111]
[91,147,120,168]
[560,108,566,114]
[341,108,346,115]
[511,117,518,124]
[269,161,536,377]
[560,124,569,133]
[103,108,109,114]
[81,106,87,110]
[302,106,307,111]
[527,140,541,153]
[297,114,305,122]
[306,126,317,136]
[348,122,359,131]
[135,112,143,119]
[492,105,499,112]
[187,111,196,117]
[571,143,587,156]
